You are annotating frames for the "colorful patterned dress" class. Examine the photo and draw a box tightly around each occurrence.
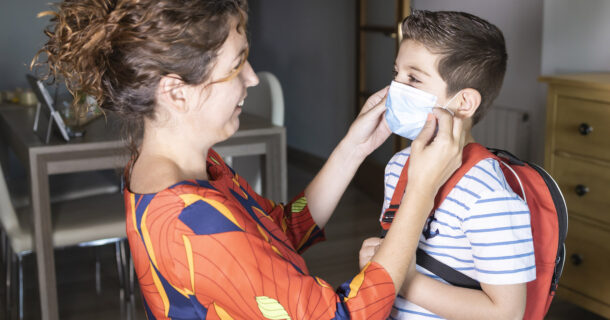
[124,149,395,319]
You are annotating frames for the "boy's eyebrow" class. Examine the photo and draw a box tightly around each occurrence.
[408,65,431,78]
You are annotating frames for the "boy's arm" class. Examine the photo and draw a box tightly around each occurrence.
[399,168,534,320]
[401,275,526,320]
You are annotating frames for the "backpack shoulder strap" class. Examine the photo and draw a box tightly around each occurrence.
[416,248,481,290]
[381,143,496,231]
[414,143,497,290]
[433,143,498,208]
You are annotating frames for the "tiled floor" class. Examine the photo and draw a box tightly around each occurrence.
[0,161,605,319]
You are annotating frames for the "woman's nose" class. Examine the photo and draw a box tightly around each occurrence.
[242,61,259,87]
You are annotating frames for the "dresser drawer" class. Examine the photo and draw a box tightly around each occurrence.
[555,96,610,161]
[553,155,610,224]
[560,218,610,306]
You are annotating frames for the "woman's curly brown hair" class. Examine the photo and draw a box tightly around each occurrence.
[32,0,248,156]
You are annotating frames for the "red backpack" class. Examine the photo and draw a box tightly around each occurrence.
[380,143,568,320]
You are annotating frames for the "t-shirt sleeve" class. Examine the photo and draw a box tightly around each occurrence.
[462,189,537,285]
[164,202,396,319]
[233,169,325,253]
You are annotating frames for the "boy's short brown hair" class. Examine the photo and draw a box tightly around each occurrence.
[402,10,507,124]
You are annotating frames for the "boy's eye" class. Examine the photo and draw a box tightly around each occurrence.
[408,75,420,83]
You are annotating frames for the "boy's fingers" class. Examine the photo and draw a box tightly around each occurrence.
[362,237,383,247]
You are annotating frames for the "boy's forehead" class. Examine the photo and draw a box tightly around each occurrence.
[396,39,440,76]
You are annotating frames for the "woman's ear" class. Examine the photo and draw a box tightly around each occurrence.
[454,88,481,119]
[157,74,188,113]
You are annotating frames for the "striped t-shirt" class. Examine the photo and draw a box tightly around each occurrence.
[381,147,536,320]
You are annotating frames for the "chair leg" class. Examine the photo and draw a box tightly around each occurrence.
[94,246,102,295]
[0,230,5,264]
[6,248,16,320]
[115,241,126,318]
[125,241,135,320]
[18,255,23,320]
[5,244,12,320]
[127,248,136,302]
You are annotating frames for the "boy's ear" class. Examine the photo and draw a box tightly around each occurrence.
[157,74,188,113]
[455,88,481,119]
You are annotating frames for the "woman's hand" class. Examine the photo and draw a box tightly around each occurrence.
[304,87,390,228]
[407,108,466,198]
[359,237,383,270]
[341,87,392,160]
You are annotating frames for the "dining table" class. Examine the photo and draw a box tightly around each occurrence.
[0,102,287,320]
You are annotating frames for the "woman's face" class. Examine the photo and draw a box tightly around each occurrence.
[185,20,259,143]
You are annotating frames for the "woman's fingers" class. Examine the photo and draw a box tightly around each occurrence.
[411,113,436,152]
[361,86,389,113]
[364,97,387,118]
[406,107,465,196]
[431,107,455,141]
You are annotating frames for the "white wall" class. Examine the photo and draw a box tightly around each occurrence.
[412,0,546,163]
[541,0,610,75]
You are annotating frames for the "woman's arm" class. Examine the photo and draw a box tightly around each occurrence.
[371,108,464,292]
[305,87,391,228]
[354,108,465,293]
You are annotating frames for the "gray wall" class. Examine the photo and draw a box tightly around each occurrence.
[5,0,609,165]
[0,0,48,91]
[541,0,610,75]
[248,1,358,160]
[249,0,550,163]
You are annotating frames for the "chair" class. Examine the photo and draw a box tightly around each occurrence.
[3,147,120,210]
[0,164,132,319]
[229,71,285,195]
[243,71,285,127]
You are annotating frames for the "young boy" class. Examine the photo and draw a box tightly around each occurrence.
[382,11,535,319]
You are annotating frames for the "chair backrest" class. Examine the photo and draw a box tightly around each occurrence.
[0,163,24,241]
[244,71,284,126]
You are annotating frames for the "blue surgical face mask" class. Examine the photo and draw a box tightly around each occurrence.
[385,81,457,140]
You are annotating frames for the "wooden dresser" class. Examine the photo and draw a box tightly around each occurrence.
[540,73,610,318]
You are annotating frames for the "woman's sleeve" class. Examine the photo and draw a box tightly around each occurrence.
[168,222,396,319]
[234,171,325,254]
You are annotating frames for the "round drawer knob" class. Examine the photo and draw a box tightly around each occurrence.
[575,184,589,197]
[578,123,593,135]
[571,253,583,266]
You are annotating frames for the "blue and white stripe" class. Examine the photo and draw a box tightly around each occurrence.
[381,147,536,320]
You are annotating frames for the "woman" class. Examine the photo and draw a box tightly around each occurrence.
[36,0,464,318]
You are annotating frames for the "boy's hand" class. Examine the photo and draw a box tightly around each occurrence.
[342,87,392,160]
[359,237,383,270]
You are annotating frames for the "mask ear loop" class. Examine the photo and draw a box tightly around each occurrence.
[436,92,459,116]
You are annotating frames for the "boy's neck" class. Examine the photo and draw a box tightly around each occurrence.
[463,117,477,145]
[465,131,476,145]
